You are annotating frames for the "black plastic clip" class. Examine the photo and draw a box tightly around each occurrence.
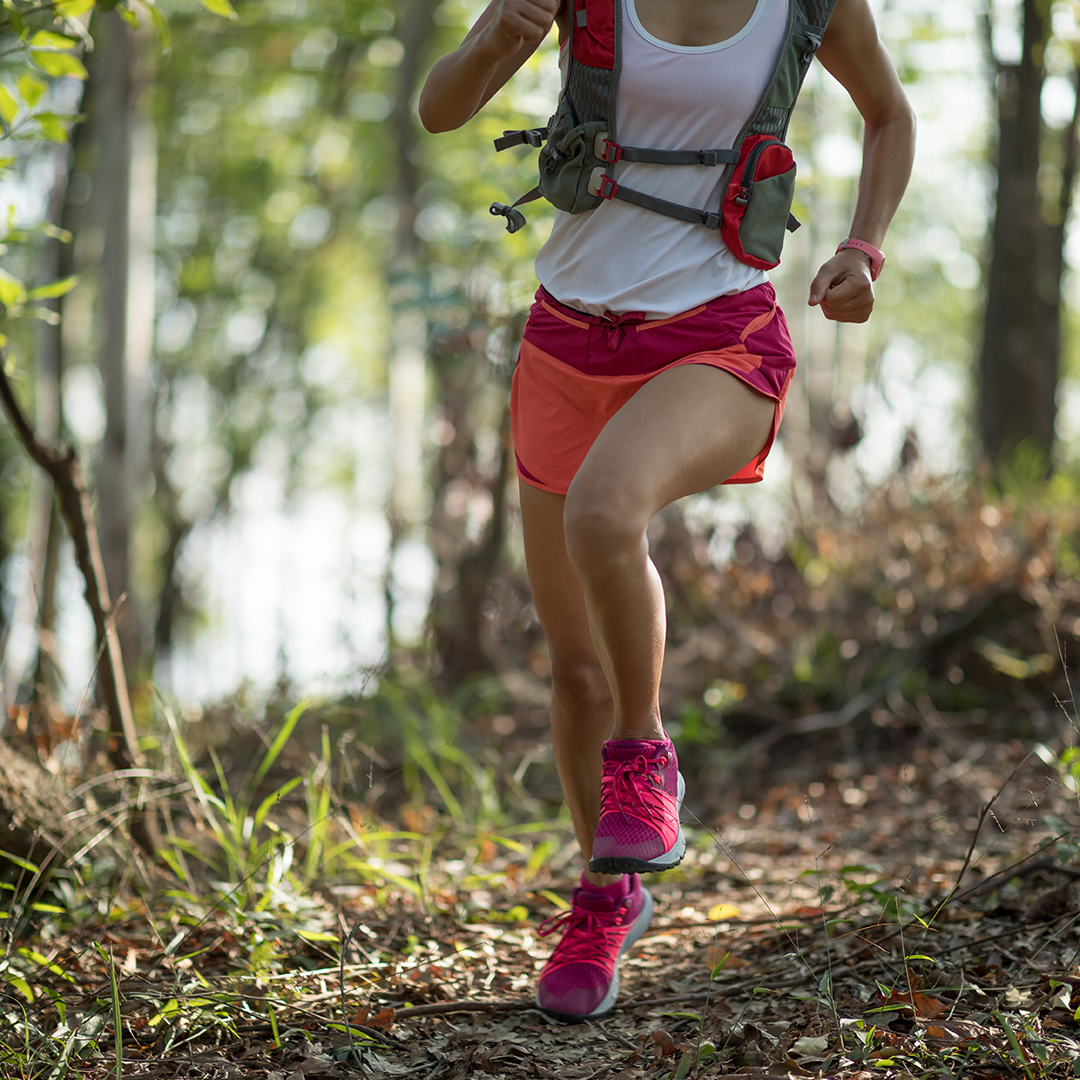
[544,147,565,174]
[494,127,549,152]
[490,202,527,234]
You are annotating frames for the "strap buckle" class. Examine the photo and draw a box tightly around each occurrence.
[597,174,618,200]
[601,138,622,164]
[698,150,718,166]
[523,128,546,148]
[593,131,623,164]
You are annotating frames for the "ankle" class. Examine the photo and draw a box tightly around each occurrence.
[609,724,666,742]
[582,869,626,890]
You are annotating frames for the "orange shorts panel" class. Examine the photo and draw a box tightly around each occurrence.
[510,283,797,495]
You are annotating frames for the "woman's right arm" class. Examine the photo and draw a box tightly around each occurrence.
[418,0,563,133]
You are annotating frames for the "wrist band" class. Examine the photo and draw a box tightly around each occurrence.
[836,237,885,281]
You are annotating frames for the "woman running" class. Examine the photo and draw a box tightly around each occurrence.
[420,0,914,1022]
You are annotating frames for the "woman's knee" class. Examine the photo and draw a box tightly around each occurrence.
[562,475,649,573]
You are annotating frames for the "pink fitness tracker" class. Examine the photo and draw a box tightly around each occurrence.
[836,237,886,281]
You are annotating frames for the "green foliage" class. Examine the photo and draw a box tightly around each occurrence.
[0,0,172,337]
[163,698,309,903]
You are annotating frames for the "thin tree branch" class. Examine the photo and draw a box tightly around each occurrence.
[0,360,142,771]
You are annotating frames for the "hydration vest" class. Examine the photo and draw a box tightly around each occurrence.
[490,0,838,270]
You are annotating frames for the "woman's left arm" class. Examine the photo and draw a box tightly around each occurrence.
[808,0,916,323]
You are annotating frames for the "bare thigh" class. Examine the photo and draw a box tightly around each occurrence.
[566,364,776,527]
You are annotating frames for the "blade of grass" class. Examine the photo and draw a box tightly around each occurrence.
[254,776,304,833]
[253,699,309,787]
[267,1001,280,1049]
[994,1011,1035,1080]
[93,943,122,1080]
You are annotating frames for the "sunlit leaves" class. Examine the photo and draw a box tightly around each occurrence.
[29,31,80,51]
[139,0,172,50]
[27,276,78,301]
[199,0,238,19]
[29,50,88,79]
[56,0,97,17]
[0,87,17,126]
[0,269,27,311]
[17,74,46,108]
[35,113,71,142]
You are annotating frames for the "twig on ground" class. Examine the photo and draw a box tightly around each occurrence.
[926,755,1031,926]
[945,842,1069,907]
[392,1000,536,1019]
[596,1021,639,1051]
[939,913,1080,955]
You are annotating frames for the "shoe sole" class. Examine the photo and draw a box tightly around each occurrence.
[535,886,654,1023]
[588,772,686,876]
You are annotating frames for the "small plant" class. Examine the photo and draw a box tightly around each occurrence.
[162,699,308,905]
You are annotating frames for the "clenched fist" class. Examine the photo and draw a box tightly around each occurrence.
[808,248,875,324]
[482,0,561,58]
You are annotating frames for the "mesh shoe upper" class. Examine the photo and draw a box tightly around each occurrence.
[592,737,683,863]
[535,876,651,1019]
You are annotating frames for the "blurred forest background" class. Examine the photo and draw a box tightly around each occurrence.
[3,0,1078,755]
[5,1,1080,1075]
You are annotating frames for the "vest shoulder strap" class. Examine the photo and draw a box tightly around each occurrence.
[490,0,840,233]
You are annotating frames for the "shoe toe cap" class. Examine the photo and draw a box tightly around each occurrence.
[537,963,611,1017]
[592,829,663,860]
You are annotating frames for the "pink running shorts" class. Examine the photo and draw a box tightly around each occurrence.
[510,282,797,495]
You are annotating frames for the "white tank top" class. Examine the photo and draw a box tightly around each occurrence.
[534,0,788,318]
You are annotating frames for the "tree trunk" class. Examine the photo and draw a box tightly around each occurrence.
[0,143,69,730]
[427,312,522,682]
[32,119,88,720]
[979,0,1061,473]
[93,12,155,679]
[384,0,438,646]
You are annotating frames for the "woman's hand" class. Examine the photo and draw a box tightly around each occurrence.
[484,0,561,58]
[419,0,562,132]
[808,249,875,323]
[811,0,915,323]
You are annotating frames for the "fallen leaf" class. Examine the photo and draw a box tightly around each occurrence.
[790,1035,830,1057]
[651,1029,681,1059]
[707,903,741,921]
[297,1057,334,1076]
[371,1006,395,1029]
[881,990,948,1018]
[703,943,750,969]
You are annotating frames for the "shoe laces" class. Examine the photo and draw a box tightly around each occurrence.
[537,902,626,963]
[601,753,670,820]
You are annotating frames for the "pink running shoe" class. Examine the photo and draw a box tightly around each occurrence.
[535,875,653,1021]
[589,736,686,875]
